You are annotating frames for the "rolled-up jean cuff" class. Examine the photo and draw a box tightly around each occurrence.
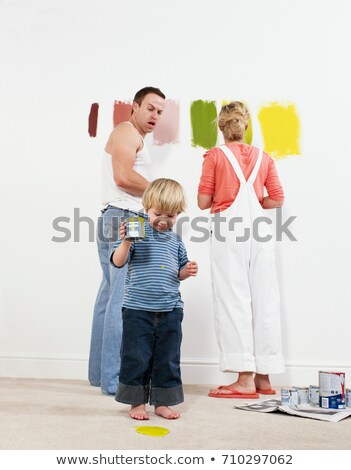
[115,383,149,405]
[149,385,184,406]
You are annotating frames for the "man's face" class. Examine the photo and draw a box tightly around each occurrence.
[133,93,165,134]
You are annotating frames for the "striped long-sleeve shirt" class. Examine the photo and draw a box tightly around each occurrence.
[111,222,189,312]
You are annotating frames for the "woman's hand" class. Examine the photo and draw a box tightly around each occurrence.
[261,197,283,209]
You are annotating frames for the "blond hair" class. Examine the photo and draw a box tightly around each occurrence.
[218,101,249,142]
[142,178,186,214]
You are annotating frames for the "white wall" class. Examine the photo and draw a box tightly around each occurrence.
[1,0,350,387]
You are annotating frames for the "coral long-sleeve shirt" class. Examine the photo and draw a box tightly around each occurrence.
[198,143,284,213]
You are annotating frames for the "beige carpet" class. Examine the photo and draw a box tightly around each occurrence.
[0,378,350,450]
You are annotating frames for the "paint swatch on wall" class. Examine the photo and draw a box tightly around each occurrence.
[88,103,99,137]
[190,100,217,149]
[258,102,300,158]
[222,100,253,144]
[113,101,132,127]
[153,99,180,145]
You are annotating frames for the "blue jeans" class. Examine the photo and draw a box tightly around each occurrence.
[88,206,136,395]
[116,307,184,406]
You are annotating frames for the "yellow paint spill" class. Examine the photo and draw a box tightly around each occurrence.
[258,101,300,159]
[135,426,170,437]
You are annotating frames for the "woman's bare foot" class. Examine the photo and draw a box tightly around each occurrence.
[130,404,149,420]
[209,372,256,396]
[254,374,272,392]
[155,406,180,419]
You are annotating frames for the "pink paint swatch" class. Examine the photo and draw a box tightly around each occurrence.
[153,99,180,145]
[113,101,132,127]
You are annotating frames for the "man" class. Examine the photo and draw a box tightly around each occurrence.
[89,87,166,394]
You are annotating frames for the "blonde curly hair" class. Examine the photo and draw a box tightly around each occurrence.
[218,101,249,142]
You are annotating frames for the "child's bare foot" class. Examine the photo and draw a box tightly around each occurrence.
[130,404,149,420]
[155,406,180,419]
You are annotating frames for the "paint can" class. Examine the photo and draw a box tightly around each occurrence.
[319,371,345,409]
[289,387,299,406]
[124,217,145,241]
[345,389,351,408]
[297,387,309,405]
[280,388,290,406]
[308,385,319,407]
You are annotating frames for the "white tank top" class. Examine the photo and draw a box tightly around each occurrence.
[101,122,151,212]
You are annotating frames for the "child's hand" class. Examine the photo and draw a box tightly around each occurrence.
[119,222,131,243]
[185,261,198,277]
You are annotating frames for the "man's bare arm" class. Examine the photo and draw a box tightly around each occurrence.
[106,124,150,197]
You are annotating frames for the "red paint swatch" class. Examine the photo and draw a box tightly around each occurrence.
[88,103,99,137]
[113,101,132,127]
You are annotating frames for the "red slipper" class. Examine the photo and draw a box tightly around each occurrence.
[208,385,259,399]
[256,388,276,395]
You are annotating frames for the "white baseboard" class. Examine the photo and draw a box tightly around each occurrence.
[0,353,87,380]
[181,359,351,387]
[1,354,350,387]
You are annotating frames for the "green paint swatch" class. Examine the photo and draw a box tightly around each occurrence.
[244,117,253,145]
[190,100,217,149]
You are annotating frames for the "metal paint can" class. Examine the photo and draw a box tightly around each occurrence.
[124,217,145,241]
[280,388,290,406]
[297,387,309,405]
[345,388,351,408]
[319,371,345,409]
[308,385,319,407]
[289,387,299,406]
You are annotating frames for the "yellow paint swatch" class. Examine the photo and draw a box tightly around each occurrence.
[258,101,300,159]
[135,426,170,437]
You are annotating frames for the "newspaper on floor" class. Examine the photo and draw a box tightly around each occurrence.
[233,399,351,423]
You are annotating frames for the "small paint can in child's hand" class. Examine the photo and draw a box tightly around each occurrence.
[319,371,345,409]
[124,217,145,241]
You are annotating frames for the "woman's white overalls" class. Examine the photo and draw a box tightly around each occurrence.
[210,145,285,374]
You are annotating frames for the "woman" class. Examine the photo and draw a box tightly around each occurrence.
[198,102,285,398]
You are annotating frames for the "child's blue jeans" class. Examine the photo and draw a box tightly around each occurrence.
[115,307,184,407]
